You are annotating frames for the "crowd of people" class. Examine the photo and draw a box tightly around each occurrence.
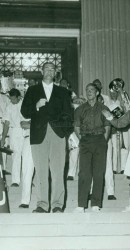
[0,63,130,213]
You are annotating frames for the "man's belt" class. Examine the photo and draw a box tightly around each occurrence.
[83,132,103,136]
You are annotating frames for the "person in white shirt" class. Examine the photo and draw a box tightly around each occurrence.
[104,89,120,200]
[111,78,130,170]
[19,119,34,208]
[1,88,34,208]
[0,82,10,174]
[1,88,23,186]
[102,109,130,178]
[93,79,117,200]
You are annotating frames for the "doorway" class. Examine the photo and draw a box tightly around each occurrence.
[0,36,79,94]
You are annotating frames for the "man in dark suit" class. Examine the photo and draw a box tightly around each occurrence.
[21,62,73,213]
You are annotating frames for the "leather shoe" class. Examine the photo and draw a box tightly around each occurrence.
[52,207,63,213]
[113,171,117,174]
[108,195,117,200]
[19,204,29,208]
[67,176,74,181]
[32,207,48,213]
[120,170,124,174]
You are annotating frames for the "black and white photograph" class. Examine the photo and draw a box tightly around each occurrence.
[0,0,130,249]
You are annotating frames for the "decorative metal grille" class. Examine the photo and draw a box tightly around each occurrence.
[0,52,61,72]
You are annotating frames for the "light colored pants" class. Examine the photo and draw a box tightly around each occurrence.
[122,128,130,176]
[0,119,3,136]
[31,125,66,211]
[21,137,34,204]
[68,147,79,178]
[105,134,128,195]
[10,128,34,204]
[105,139,115,195]
[122,129,130,151]
[110,133,125,172]
[121,148,128,171]
[124,151,130,177]
[111,133,120,172]
[9,128,23,184]
[0,120,9,171]
[0,137,10,171]
[111,132,128,172]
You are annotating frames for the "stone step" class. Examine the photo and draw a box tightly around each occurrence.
[1,235,130,250]
[1,213,130,224]
[0,213,130,250]
[2,161,130,250]
[0,222,130,237]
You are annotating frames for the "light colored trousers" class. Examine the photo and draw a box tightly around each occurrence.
[109,133,128,172]
[111,133,120,172]
[124,151,130,177]
[108,134,128,171]
[0,120,9,171]
[122,129,130,152]
[105,138,115,195]
[0,137,9,171]
[21,137,34,204]
[121,130,130,172]
[105,134,128,195]
[31,125,66,211]
[10,128,34,204]
[68,147,79,178]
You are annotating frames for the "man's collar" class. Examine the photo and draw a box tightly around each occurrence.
[87,100,97,107]
[42,81,53,87]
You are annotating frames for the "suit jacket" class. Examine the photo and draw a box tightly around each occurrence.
[21,83,74,144]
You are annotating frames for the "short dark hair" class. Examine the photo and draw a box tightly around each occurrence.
[9,88,21,97]
[92,79,102,85]
[42,62,55,71]
[86,83,99,92]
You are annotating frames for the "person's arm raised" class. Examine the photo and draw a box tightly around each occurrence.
[102,109,130,128]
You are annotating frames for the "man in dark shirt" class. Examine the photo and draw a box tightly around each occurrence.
[74,83,111,212]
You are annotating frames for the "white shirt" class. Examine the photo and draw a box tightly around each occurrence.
[42,81,53,101]
[4,100,23,128]
[105,97,122,121]
[105,96,121,111]
[3,100,31,138]
[0,93,10,119]
[102,94,109,106]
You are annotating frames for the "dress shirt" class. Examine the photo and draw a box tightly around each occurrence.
[42,81,53,101]
[0,93,10,119]
[74,101,110,136]
[102,94,109,106]
[4,100,23,128]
